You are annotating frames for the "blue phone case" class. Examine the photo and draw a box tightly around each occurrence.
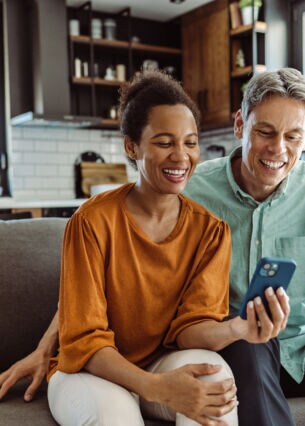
[239,257,297,320]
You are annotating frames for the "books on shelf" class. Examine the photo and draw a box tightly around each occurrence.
[229,2,242,29]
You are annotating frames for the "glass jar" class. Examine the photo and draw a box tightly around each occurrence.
[104,19,117,40]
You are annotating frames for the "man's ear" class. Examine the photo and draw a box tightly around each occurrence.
[124,136,137,160]
[234,109,244,140]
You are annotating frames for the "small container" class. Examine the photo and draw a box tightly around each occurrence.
[74,58,81,78]
[82,62,89,77]
[91,18,102,38]
[116,64,126,82]
[104,19,117,40]
[69,19,80,36]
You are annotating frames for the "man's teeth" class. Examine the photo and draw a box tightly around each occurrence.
[163,169,186,176]
[261,160,285,169]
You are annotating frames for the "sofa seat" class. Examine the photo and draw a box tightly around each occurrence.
[0,218,304,426]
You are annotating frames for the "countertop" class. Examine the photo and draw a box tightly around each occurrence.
[0,184,123,209]
[0,198,87,209]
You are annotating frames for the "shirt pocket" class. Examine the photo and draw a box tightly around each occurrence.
[274,236,305,298]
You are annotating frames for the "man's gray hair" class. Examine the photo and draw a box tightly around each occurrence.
[241,68,305,120]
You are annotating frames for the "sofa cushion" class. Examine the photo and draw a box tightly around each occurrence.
[0,218,68,372]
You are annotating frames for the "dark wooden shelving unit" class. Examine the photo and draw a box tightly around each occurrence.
[229,0,267,115]
[68,1,181,127]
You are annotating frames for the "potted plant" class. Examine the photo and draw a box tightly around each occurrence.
[239,0,262,25]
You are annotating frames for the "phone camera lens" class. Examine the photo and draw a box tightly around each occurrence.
[268,270,276,276]
[263,263,271,270]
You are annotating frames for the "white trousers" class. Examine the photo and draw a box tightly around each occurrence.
[48,349,238,426]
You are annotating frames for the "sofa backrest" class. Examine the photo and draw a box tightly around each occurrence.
[0,218,68,372]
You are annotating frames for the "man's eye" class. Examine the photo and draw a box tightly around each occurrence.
[287,135,302,143]
[258,130,271,137]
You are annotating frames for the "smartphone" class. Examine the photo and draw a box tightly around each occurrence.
[239,257,297,320]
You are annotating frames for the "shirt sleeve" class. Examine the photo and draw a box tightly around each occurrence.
[164,220,231,349]
[57,212,117,373]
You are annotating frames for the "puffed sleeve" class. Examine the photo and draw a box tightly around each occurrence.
[163,221,231,348]
[57,212,116,373]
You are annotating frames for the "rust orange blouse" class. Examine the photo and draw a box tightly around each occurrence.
[48,183,231,380]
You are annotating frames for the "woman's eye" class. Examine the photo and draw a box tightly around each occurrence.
[186,141,198,147]
[156,142,172,148]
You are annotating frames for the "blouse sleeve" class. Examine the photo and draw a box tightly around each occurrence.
[57,212,116,373]
[164,220,231,349]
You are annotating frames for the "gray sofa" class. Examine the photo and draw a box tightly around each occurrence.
[0,218,304,426]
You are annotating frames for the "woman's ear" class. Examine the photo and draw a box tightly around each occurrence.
[124,136,137,160]
[234,109,244,140]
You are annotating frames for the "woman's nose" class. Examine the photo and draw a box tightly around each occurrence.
[170,146,189,161]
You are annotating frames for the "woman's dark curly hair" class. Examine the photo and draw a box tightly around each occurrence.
[118,70,200,170]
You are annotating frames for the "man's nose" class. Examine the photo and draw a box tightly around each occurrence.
[268,135,287,155]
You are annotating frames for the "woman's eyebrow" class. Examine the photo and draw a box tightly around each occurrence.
[151,132,198,139]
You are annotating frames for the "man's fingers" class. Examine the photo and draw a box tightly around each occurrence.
[24,375,44,402]
[0,375,18,399]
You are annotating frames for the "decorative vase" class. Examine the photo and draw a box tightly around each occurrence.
[241,6,259,25]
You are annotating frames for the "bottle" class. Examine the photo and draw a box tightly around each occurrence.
[74,58,81,78]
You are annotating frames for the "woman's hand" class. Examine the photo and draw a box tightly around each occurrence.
[148,363,238,426]
[231,286,290,343]
[0,348,49,402]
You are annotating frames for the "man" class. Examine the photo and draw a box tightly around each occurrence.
[185,67,305,425]
[0,68,303,426]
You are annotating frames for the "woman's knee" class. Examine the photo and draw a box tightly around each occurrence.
[48,371,145,426]
[149,349,234,382]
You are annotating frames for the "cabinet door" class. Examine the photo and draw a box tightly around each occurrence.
[182,0,230,128]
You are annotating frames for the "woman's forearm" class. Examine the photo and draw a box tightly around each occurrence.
[84,346,157,401]
[176,319,240,352]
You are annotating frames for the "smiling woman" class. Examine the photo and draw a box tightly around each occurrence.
[44,70,239,426]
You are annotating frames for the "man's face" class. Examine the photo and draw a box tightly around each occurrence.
[234,95,305,201]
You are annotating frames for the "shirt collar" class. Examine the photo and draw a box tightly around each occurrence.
[226,146,289,206]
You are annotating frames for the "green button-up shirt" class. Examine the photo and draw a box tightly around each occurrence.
[184,146,305,383]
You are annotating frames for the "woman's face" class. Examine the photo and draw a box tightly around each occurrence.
[128,104,200,195]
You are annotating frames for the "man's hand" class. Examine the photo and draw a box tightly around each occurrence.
[0,348,49,402]
[149,363,238,426]
[231,286,290,343]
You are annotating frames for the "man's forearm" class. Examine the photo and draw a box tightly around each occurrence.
[36,310,59,357]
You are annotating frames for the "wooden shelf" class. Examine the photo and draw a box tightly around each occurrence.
[93,78,125,87]
[70,35,181,55]
[72,77,125,87]
[72,77,92,85]
[231,64,266,78]
[230,21,267,37]
[131,42,181,55]
[100,118,120,127]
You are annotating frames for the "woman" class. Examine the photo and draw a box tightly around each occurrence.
[47,70,238,426]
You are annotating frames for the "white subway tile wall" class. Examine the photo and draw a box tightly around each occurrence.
[10,126,240,199]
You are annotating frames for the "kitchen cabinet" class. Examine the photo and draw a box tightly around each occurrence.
[229,0,267,115]
[181,0,231,129]
[67,1,181,128]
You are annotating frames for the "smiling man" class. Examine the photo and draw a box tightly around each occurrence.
[185,68,305,426]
